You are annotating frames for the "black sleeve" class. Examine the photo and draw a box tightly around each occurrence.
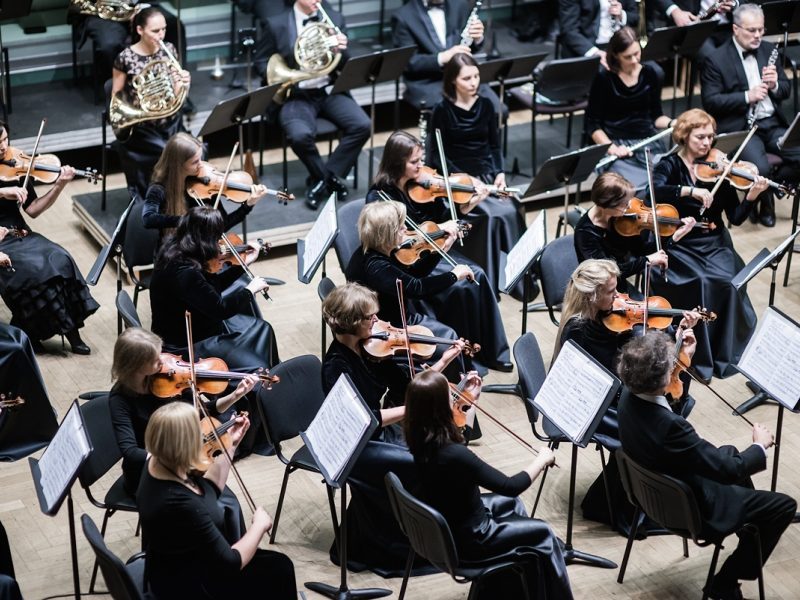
[647,63,666,123]
[652,155,683,204]
[322,353,384,427]
[558,0,593,57]
[392,15,442,78]
[109,390,147,470]
[722,189,756,226]
[623,0,639,27]
[209,263,247,291]
[486,101,503,177]
[584,75,607,136]
[220,202,253,232]
[20,179,38,211]
[175,266,251,321]
[143,185,180,230]
[574,223,648,280]
[701,53,748,119]
[365,254,456,300]
[450,444,532,496]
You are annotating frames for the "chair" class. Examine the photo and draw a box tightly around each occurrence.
[384,472,536,600]
[555,206,586,239]
[121,200,159,308]
[81,514,147,600]
[254,355,338,544]
[116,289,142,331]
[615,450,765,600]
[317,276,337,356]
[333,198,366,273]
[534,234,579,326]
[508,56,600,173]
[78,394,139,593]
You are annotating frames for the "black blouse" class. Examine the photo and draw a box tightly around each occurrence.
[365,182,451,224]
[427,96,503,179]
[0,179,37,230]
[573,211,655,282]
[585,62,664,140]
[142,183,253,232]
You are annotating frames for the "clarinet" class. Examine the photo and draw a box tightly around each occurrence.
[609,1,623,34]
[697,0,739,21]
[419,101,430,159]
[460,1,482,46]
[746,46,779,129]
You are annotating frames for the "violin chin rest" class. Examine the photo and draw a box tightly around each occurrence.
[262,277,286,286]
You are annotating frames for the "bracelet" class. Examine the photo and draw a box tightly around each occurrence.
[688,186,694,198]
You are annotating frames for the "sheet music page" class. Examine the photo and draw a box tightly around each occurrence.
[503,211,546,293]
[301,193,337,279]
[37,403,90,512]
[303,374,371,482]
[533,341,615,442]
[738,308,800,409]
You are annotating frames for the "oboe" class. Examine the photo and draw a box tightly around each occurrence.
[460,1,482,46]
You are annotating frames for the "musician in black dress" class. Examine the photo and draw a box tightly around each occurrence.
[138,401,297,599]
[428,53,525,293]
[404,369,572,599]
[149,206,279,372]
[0,124,98,355]
[649,108,768,381]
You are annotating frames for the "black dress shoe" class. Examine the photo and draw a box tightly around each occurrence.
[703,582,743,600]
[490,361,514,373]
[759,196,776,227]
[326,174,349,202]
[306,179,329,210]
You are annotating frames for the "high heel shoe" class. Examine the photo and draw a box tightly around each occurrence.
[65,329,91,355]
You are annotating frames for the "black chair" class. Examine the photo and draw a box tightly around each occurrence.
[384,472,536,600]
[116,289,142,330]
[121,200,159,308]
[615,450,765,600]
[333,198,366,273]
[254,355,338,544]
[78,394,139,593]
[555,206,586,238]
[81,514,147,600]
[534,234,579,326]
[317,276,337,356]
[508,56,600,173]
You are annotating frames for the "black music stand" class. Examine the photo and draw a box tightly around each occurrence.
[713,130,749,155]
[731,229,800,416]
[762,1,800,54]
[779,111,800,287]
[331,46,415,184]
[0,0,33,120]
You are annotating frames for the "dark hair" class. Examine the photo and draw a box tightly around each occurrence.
[155,206,224,270]
[616,330,674,394]
[0,120,9,136]
[403,370,463,460]
[442,52,479,101]
[131,6,166,44]
[591,172,635,209]
[606,26,639,74]
[374,131,422,189]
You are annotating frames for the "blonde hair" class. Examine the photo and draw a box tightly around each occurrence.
[673,109,716,146]
[151,132,203,229]
[145,402,201,473]
[111,327,162,393]
[358,200,406,255]
[554,259,621,355]
[322,283,379,335]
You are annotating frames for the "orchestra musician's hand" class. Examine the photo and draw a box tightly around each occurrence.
[434,339,466,372]
[718,0,737,14]
[671,8,698,26]
[438,44,472,65]
[748,81,770,104]
[598,49,609,71]
[251,506,274,536]
[246,184,269,206]
[243,241,262,266]
[493,172,507,190]
[461,370,482,400]
[608,143,633,158]
[227,412,251,450]
[57,165,76,184]
[761,64,778,91]
[471,178,490,203]
[527,446,557,480]
[647,249,669,269]
[245,277,270,295]
[679,309,702,330]
[467,17,484,43]
[745,175,770,201]
[608,0,622,18]
[0,226,7,242]
[672,216,696,243]
[451,264,475,282]
[689,186,713,210]
[0,187,27,204]
[0,252,11,269]
[335,33,348,51]
[752,422,775,450]
[680,326,697,360]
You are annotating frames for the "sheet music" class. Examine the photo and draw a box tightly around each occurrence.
[533,341,615,443]
[503,211,546,293]
[301,193,337,280]
[36,403,90,512]
[303,374,372,483]
[737,308,800,409]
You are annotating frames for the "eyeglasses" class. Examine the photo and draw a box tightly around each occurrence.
[736,25,765,34]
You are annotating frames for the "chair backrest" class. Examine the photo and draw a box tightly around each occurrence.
[121,200,159,277]
[616,450,704,540]
[513,332,547,426]
[333,199,366,273]
[81,514,143,600]
[384,472,461,577]
[258,355,325,453]
[537,56,600,103]
[536,234,578,321]
[78,394,123,489]
[116,289,142,329]
[317,276,336,302]
[0,521,14,579]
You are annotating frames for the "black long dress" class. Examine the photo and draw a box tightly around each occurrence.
[0,180,98,342]
[428,97,526,294]
[137,464,297,599]
[414,442,573,599]
[649,153,757,380]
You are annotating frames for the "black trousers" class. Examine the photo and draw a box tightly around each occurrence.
[279,89,370,182]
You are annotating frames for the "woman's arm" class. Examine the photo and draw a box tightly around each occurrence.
[24,168,75,218]
[142,185,180,229]
[176,265,251,320]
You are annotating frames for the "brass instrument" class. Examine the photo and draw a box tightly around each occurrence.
[109,40,188,138]
[266,3,343,104]
[460,1,482,47]
[71,0,142,22]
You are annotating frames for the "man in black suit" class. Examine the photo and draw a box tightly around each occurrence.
[558,0,639,67]
[256,0,371,209]
[701,3,800,227]
[617,331,796,600]
[647,0,736,61]
[392,0,492,110]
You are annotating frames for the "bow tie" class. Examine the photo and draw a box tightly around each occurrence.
[302,13,320,26]
[741,49,757,60]
[425,0,445,9]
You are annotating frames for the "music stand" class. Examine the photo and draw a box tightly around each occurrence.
[331,46,416,183]
[0,0,33,120]
[778,112,800,287]
[731,229,800,416]
[713,130,749,155]
[762,1,800,57]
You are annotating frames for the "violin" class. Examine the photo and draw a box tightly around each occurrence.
[361,319,480,361]
[0,147,101,184]
[206,233,271,273]
[665,329,691,401]
[186,161,294,205]
[151,353,279,398]
[448,378,476,429]
[602,293,717,333]
[613,198,715,237]
[693,148,790,197]
[407,165,518,204]
[392,220,472,266]
[199,411,248,462]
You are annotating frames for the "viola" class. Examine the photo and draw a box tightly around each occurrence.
[199,411,248,462]
[693,148,790,197]
[665,329,691,401]
[361,319,480,361]
[407,165,518,204]
[448,379,476,429]
[151,353,279,398]
[186,161,294,205]
[613,198,715,237]
[392,220,472,266]
[206,233,271,273]
[602,293,717,333]
[0,147,101,184]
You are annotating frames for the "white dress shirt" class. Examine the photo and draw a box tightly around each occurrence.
[427,6,447,48]
[733,38,775,121]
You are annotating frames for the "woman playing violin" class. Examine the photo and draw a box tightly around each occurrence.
[650,108,768,381]
[404,369,572,599]
[0,122,98,355]
[138,401,297,599]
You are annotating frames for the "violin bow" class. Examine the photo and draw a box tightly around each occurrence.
[395,279,417,379]
[21,119,47,199]
[703,125,758,212]
[434,128,464,247]
[645,148,668,284]
[213,142,240,211]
